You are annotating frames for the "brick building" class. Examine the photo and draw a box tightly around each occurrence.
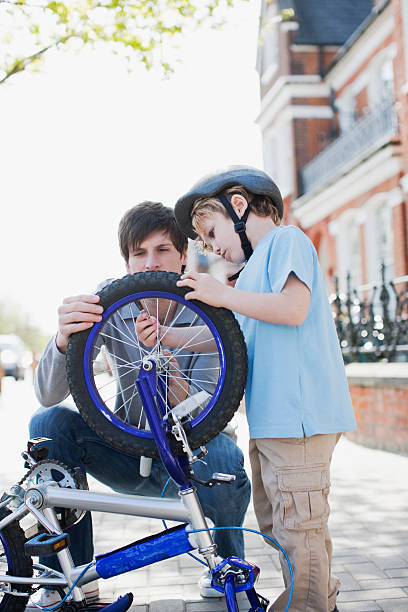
[257,0,408,451]
[257,0,408,287]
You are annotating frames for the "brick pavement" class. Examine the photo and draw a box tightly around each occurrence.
[1,378,408,611]
[90,433,408,612]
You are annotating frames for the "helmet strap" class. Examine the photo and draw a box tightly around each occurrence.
[217,193,254,261]
[227,267,245,283]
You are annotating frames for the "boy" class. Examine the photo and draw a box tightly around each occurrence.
[29,201,251,606]
[172,166,356,612]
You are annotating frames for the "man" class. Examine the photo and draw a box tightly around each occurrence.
[29,201,251,607]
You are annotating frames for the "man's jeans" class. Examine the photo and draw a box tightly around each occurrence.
[29,404,251,571]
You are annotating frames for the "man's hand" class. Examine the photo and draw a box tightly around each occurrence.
[135,312,161,347]
[56,294,103,354]
[135,316,188,405]
[176,272,229,307]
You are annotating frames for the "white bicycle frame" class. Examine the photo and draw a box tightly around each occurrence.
[0,483,215,603]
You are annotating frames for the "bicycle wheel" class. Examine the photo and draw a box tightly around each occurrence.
[0,508,33,612]
[67,271,247,458]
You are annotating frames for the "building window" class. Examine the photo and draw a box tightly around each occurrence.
[348,223,363,289]
[337,95,356,134]
[330,210,362,291]
[263,122,293,198]
[364,198,394,284]
[368,59,394,107]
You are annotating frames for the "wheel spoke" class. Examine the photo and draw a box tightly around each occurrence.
[115,384,140,423]
[99,330,146,351]
[127,300,150,358]
[168,325,212,361]
[166,375,217,386]
[102,379,139,406]
[93,345,143,369]
[106,315,146,353]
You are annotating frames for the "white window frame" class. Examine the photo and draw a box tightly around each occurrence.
[329,209,363,292]
[361,193,395,285]
[336,94,356,134]
[263,120,293,199]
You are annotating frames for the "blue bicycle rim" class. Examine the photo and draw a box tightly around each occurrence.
[83,290,226,439]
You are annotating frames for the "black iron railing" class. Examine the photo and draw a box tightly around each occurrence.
[330,265,408,363]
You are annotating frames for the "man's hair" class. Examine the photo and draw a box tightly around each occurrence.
[118,201,188,261]
[191,186,281,252]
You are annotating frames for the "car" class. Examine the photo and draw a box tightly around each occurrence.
[0,334,27,381]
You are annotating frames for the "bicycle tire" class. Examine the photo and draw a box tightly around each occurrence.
[0,508,33,612]
[66,271,248,458]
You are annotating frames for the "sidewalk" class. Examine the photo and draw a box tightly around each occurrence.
[90,424,408,612]
[1,379,408,611]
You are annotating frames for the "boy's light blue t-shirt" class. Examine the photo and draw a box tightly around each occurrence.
[235,225,356,439]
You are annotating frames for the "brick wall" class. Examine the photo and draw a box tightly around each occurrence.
[346,363,408,452]
[289,47,338,76]
[293,117,333,176]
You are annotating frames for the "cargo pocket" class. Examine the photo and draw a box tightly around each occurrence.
[277,464,330,531]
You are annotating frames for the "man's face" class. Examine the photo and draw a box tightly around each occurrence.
[198,212,245,264]
[126,230,187,275]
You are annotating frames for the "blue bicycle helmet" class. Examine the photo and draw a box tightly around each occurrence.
[174,165,283,262]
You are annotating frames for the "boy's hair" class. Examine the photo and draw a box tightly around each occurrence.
[118,201,188,261]
[191,186,281,252]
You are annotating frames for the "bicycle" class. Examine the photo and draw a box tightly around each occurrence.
[0,271,291,612]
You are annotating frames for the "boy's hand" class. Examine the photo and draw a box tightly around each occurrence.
[56,294,103,354]
[135,312,161,347]
[177,272,228,307]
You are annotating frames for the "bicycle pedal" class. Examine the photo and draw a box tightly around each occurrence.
[25,437,52,465]
[25,532,70,557]
[189,471,236,488]
[211,472,236,483]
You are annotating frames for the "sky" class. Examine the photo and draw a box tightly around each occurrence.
[1,0,263,336]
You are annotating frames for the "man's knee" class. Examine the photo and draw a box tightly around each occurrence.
[29,405,81,438]
[206,433,245,470]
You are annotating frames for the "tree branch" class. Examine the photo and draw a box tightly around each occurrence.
[0,37,69,84]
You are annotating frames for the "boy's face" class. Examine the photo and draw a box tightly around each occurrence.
[198,212,245,264]
[126,230,187,275]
